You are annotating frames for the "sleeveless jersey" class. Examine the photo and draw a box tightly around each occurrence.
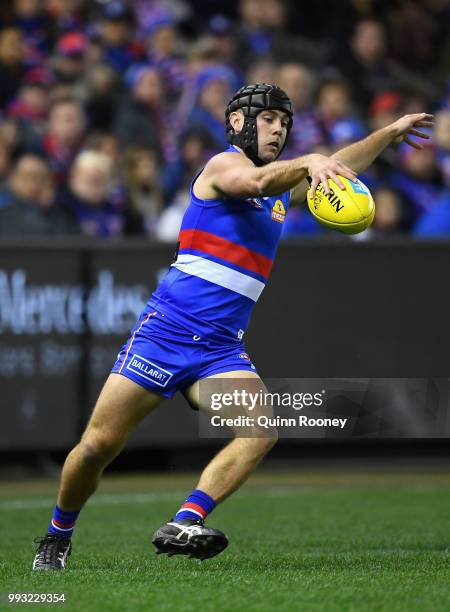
[151,146,290,338]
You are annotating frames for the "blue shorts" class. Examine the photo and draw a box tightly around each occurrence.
[111,303,257,398]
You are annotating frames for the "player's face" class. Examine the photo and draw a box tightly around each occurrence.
[256,109,289,163]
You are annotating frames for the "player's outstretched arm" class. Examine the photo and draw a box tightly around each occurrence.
[290,113,434,206]
[331,113,434,175]
[196,150,357,201]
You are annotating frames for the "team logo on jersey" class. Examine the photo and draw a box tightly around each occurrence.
[271,199,286,223]
[247,198,263,209]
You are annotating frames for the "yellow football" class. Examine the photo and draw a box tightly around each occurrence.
[307,176,375,235]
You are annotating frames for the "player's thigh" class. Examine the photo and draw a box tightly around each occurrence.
[83,373,164,442]
[186,370,261,411]
[186,370,276,438]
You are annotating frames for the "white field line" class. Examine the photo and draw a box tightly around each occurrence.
[0,492,182,511]
[0,487,300,511]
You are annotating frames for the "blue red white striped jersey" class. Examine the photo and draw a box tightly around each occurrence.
[151,146,290,338]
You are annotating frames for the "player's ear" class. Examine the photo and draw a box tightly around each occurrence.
[229,110,244,134]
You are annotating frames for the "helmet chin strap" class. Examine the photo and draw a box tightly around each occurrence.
[230,117,286,166]
[230,115,282,167]
[229,115,260,164]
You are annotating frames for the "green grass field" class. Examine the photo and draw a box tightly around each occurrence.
[0,470,449,612]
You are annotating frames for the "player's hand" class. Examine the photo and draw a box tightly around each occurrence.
[307,154,357,197]
[391,113,434,149]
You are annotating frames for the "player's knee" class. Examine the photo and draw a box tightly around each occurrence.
[78,432,123,467]
[247,430,278,458]
[257,431,278,454]
[264,432,278,451]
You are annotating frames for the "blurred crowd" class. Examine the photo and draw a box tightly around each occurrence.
[0,0,449,241]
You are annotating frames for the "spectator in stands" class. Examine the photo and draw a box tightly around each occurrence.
[342,19,396,110]
[246,58,277,86]
[85,131,120,169]
[188,66,234,151]
[0,154,50,209]
[7,80,49,127]
[85,130,128,215]
[156,130,213,241]
[58,150,124,237]
[317,78,366,149]
[13,0,51,65]
[262,0,328,67]
[369,91,403,131]
[370,186,411,236]
[277,63,325,157]
[204,15,244,89]
[0,0,447,242]
[176,35,238,132]
[114,63,177,162]
[5,78,49,153]
[0,134,12,181]
[84,62,120,131]
[183,36,217,77]
[39,96,86,183]
[143,8,186,100]
[123,146,163,236]
[51,31,89,85]
[237,0,328,69]
[235,0,272,69]
[43,0,84,38]
[0,115,22,160]
[390,141,444,224]
[97,0,142,75]
[388,1,439,73]
[162,127,214,205]
[205,15,235,63]
[0,27,26,108]
[0,154,76,235]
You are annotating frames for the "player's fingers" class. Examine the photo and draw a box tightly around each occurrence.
[319,174,330,194]
[336,164,357,181]
[409,129,429,139]
[404,135,423,150]
[329,172,346,190]
[309,177,319,197]
[411,113,433,121]
[415,120,434,127]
